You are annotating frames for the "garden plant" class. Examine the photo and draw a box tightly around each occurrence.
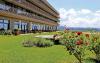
[60,29,100,63]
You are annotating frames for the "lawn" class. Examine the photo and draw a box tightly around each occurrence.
[0,33,96,63]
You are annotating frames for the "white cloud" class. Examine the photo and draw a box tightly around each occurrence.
[59,8,67,19]
[94,10,100,17]
[79,9,92,14]
[58,8,100,28]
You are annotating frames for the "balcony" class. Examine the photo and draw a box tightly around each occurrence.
[30,0,59,17]
[4,0,58,22]
[0,9,58,26]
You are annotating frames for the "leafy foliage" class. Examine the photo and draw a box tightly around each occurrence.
[61,29,100,63]
[22,38,54,47]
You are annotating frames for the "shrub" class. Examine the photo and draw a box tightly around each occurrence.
[0,28,12,35]
[89,33,100,62]
[32,38,54,47]
[22,38,54,47]
[13,29,20,35]
[22,40,33,47]
[0,28,5,35]
[61,30,90,63]
[61,29,100,63]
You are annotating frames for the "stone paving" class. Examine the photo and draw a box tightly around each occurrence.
[35,35,54,39]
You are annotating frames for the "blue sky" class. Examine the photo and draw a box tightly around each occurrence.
[48,0,100,10]
[48,0,100,28]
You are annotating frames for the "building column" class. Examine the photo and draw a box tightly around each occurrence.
[54,26,56,31]
[40,25,43,31]
[47,25,49,32]
[39,24,41,31]
[50,26,52,31]
[51,26,54,31]
[9,20,14,31]
[37,24,39,31]
[55,26,58,31]
[27,22,32,32]
[53,26,57,31]
[45,25,47,31]
[53,26,56,31]
[52,26,54,31]
[43,25,46,31]
[48,26,50,31]
[19,21,21,30]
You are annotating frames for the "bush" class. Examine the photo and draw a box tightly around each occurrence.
[32,38,54,47]
[13,29,20,35]
[22,40,33,47]
[0,28,5,35]
[0,28,12,35]
[22,38,54,47]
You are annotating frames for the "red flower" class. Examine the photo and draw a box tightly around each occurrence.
[79,39,83,44]
[76,32,82,35]
[76,39,83,45]
[76,41,81,45]
[85,34,90,38]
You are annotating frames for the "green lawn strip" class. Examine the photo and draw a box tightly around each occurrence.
[0,33,96,63]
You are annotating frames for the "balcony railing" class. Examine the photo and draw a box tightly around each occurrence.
[30,0,58,17]
[20,0,58,21]
[0,9,58,26]
[4,0,58,22]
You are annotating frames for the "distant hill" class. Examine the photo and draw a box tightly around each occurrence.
[58,26,65,30]
[58,26,100,31]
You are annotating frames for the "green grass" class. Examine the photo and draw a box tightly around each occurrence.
[0,33,96,63]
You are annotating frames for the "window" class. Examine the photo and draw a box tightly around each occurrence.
[17,9,23,14]
[21,22,27,31]
[14,22,20,29]
[0,19,9,30]
[5,5,11,11]
[0,4,5,10]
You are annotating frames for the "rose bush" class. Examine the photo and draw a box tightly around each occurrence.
[89,33,100,62]
[60,29,100,63]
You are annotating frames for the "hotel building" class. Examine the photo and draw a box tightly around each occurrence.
[0,0,59,33]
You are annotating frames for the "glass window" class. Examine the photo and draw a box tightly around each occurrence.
[0,4,5,10]
[32,24,35,30]
[21,22,27,31]
[14,22,20,29]
[0,20,3,22]
[4,20,8,23]
[17,9,22,14]
[0,19,9,30]
[4,24,8,30]
[5,5,11,11]
[0,23,3,29]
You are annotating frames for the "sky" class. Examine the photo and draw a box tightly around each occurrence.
[48,0,100,28]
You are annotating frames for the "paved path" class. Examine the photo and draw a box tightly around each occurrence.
[35,35,54,39]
